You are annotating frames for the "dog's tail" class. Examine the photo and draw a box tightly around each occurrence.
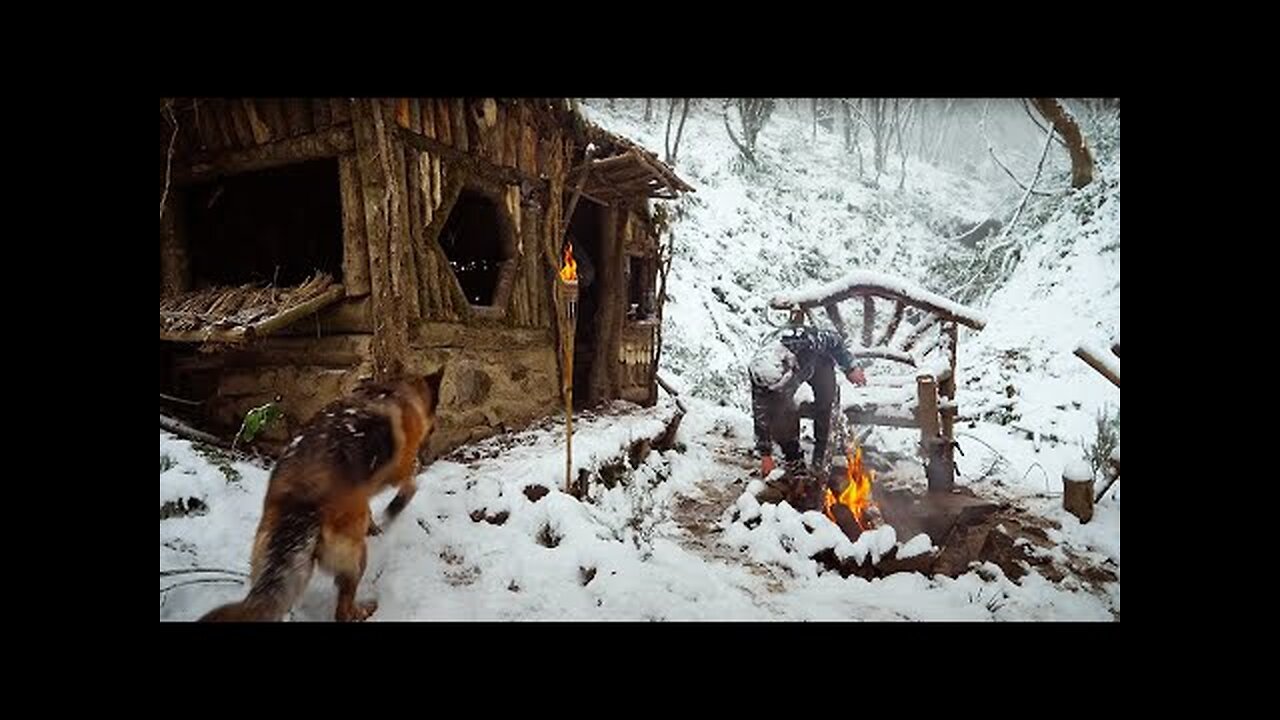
[200,504,320,622]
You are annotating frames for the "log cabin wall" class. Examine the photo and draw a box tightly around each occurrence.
[161,98,653,456]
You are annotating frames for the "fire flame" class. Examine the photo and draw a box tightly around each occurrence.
[823,444,878,530]
[559,241,578,283]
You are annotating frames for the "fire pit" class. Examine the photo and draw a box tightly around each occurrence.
[741,443,1103,584]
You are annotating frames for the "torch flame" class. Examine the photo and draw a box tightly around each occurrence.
[559,241,578,283]
[823,443,878,530]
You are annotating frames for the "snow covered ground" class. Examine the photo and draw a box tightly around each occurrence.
[161,99,1119,621]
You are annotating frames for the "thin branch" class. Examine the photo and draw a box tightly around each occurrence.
[982,101,1058,197]
[160,100,178,221]
[986,116,1057,259]
[160,567,250,578]
[160,577,246,595]
[160,392,203,406]
[1021,98,1069,149]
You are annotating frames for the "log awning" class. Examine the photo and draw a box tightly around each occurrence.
[160,272,344,344]
[567,146,694,202]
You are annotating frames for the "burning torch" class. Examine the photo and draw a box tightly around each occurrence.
[558,240,579,494]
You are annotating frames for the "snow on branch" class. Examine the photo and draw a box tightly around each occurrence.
[770,269,987,330]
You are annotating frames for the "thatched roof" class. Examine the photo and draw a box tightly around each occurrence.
[160,272,344,345]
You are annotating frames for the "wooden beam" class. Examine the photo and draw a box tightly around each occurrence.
[824,302,849,340]
[175,125,355,185]
[878,300,905,347]
[1075,344,1120,387]
[862,296,875,347]
[899,314,942,353]
[560,144,598,248]
[339,155,372,296]
[395,126,539,187]
[777,287,985,330]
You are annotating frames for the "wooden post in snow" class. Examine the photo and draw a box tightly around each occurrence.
[1063,461,1094,523]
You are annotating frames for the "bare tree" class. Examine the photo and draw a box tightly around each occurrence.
[842,99,865,178]
[722,98,776,165]
[1030,98,1094,188]
[645,98,653,123]
[665,98,690,166]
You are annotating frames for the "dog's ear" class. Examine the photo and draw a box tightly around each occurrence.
[423,367,445,413]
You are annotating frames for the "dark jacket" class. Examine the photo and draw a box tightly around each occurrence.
[748,325,856,456]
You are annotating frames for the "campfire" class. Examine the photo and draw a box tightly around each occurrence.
[823,443,881,540]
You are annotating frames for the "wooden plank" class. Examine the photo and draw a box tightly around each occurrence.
[409,98,422,134]
[862,296,875,348]
[432,155,442,211]
[283,98,312,137]
[339,155,372,296]
[421,99,436,139]
[259,98,288,140]
[451,98,468,151]
[191,99,219,151]
[330,98,351,124]
[435,99,452,146]
[395,98,411,129]
[312,98,333,129]
[406,143,423,314]
[518,103,535,174]
[504,103,520,169]
[242,99,271,144]
[226,99,255,147]
[492,102,506,166]
[175,125,355,184]
[424,152,440,225]
[209,99,238,150]
[385,108,420,323]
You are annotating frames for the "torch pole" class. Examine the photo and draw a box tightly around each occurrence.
[558,279,579,494]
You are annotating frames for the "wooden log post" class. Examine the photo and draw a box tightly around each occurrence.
[917,374,951,493]
[351,98,410,378]
[1063,461,1095,523]
[862,296,875,348]
[159,190,191,298]
[338,155,371,296]
[938,321,959,489]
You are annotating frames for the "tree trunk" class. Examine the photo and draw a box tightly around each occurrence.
[1030,98,1094,188]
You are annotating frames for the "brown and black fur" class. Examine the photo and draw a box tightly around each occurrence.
[200,369,445,622]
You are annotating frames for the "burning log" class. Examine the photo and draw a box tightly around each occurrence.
[822,444,880,541]
[827,502,863,542]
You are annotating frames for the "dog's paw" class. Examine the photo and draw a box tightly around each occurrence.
[336,600,378,622]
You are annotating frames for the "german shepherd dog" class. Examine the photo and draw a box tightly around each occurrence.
[200,369,445,622]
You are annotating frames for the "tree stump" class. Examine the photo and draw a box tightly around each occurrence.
[1062,461,1094,523]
